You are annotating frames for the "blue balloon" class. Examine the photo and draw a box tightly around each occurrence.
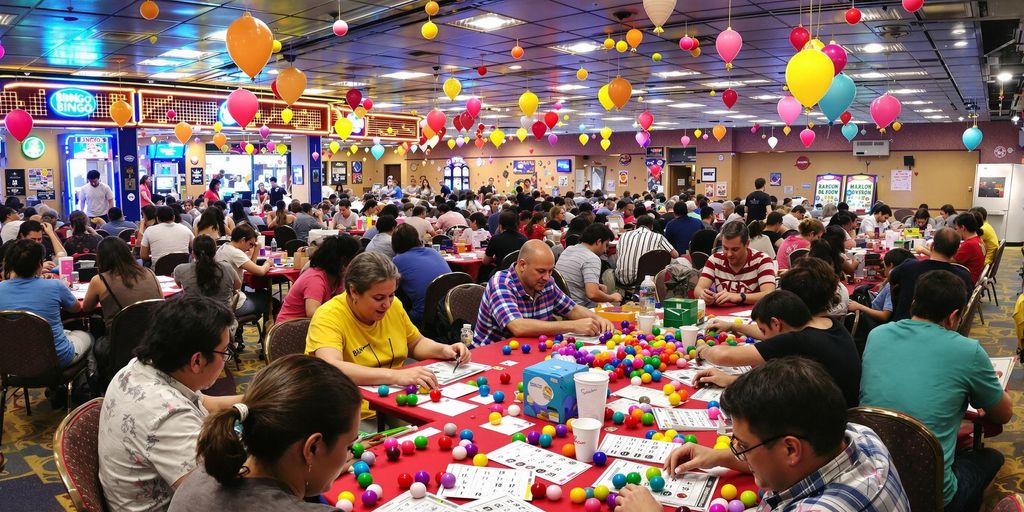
[962,126,983,151]
[841,122,858,142]
[819,73,856,124]
[371,143,385,160]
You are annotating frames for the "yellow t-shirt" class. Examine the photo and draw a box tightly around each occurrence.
[305,292,420,369]
[980,222,999,266]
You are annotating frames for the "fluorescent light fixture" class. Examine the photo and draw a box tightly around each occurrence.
[267,69,280,75]
[925,115,950,119]
[669,102,703,108]
[728,114,755,119]
[303,88,333,95]
[331,80,367,87]
[958,116,965,121]
[160,49,215,60]
[645,98,672,104]
[604,116,630,121]
[582,112,602,116]
[654,121,680,126]
[742,79,770,84]
[449,13,524,32]
[437,94,473,101]
[952,27,966,35]
[904,100,933,105]
[954,41,968,48]
[552,41,599,54]
[751,94,782,100]
[205,30,227,41]
[705,110,731,114]
[380,71,430,79]
[914,108,942,113]
[372,102,398,109]
[138,58,185,66]
[72,70,126,77]
[998,72,1013,82]
[482,114,508,119]
[149,72,193,79]
[702,81,744,88]
[854,71,887,79]
[654,70,700,78]
[890,88,925,94]
[863,43,885,53]
[553,84,588,91]
[508,65,522,70]
[0,13,17,25]
[650,85,686,91]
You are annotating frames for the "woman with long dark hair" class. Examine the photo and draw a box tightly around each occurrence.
[267,200,294,229]
[230,201,250,228]
[139,175,153,208]
[196,207,228,239]
[64,210,103,255]
[522,211,547,240]
[277,235,361,322]
[174,235,240,309]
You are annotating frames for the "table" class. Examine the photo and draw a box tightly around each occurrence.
[445,254,484,281]
[326,305,758,510]
[70,275,182,304]
[243,265,303,352]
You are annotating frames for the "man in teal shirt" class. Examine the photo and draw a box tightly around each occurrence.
[860,269,1012,512]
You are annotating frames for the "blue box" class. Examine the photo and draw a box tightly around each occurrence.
[522,359,588,423]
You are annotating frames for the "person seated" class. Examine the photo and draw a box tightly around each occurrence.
[614,357,910,512]
[847,248,915,324]
[555,224,621,308]
[970,206,999,266]
[699,205,715,230]
[781,205,806,231]
[98,296,241,512]
[809,226,858,280]
[910,208,936,231]
[761,211,787,248]
[435,202,468,232]
[142,206,195,266]
[63,210,103,256]
[168,355,360,512]
[546,206,567,230]
[391,224,453,324]
[267,200,295,229]
[483,210,528,269]
[175,236,241,310]
[746,220,776,259]
[0,219,67,275]
[664,201,703,256]
[460,212,491,249]
[402,206,437,243]
[776,218,824,269]
[917,212,985,283]
[722,201,741,224]
[860,270,1012,512]
[0,205,22,243]
[216,225,276,318]
[888,227,972,321]
[521,212,547,241]
[616,200,636,225]
[940,203,959,228]
[475,240,615,346]
[859,204,892,236]
[330,199,358,230]
[614,215,678,286]
[365,215,397,258]
[98,207,137,237]
[291,203,324,242]
[698,258,861,406]
[277,235,360,323]
[693,221,776,306]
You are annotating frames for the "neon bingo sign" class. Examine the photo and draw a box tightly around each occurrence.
[49,88,98,118]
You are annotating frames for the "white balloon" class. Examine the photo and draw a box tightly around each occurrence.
[520,116,531,128]
[768,136,779,149]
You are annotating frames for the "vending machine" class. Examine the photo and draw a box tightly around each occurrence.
[974,164,1024,242]
[59,133,118,216]
[148,143,185,199]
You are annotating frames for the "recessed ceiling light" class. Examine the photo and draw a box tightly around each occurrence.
[449,13,524,32]
[863,43,885,53]
[952,28,966,35]
[751,94,782,100]
[655,70,700,78]
[645,98,672,104]
[0,13,17,25]
[650,85,686,91]
[437,94,474,101]
[914,108,942,113]
[605,116,630,121]
[149,72,193,79]
[958,116,965,121]
[904,100,933,105]
[160,49,215,60]
[654,121,680,125]
[508,65,522,70]
[138,58,185,66]
[372,102,398,109]
[553,84,588,91]
[669,102,703,108]
[267,69,280,75]
[890,88,925,94]
[552,41,599,54]
[482,114,509,119]
[953,41,968,48]
[854,71,887,79]
[303,88,333,95]
[705,110,731,114]
[727,114,754,118]
[380,71,430,79]
[702,81,744,88]
[72,70,126,77]
[997,72,1013,82]
[925,115,950,119]
[331,80,367,87]
[742,79,769,84]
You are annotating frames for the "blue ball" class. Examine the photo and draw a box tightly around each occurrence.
[538,433,553,448]
[352,461,370,475]
[521,344,531,354]
[593,451,608,466]
[585,487,595,498]
[650,370,662,382]
[478,384,490,396]
[612,473,627,489]
[708,400,720,409]
[492,391,505,403]
[476,376,488,386]
[649,476,665,492]
[502,345,512,355]
[645,430,657,439]
[377,385,390,397]
[555,334,564,341]
[459,429,474,441]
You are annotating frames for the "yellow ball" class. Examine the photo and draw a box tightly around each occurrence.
[542,425,557,437]
[570,487,588,503]
[652,52,662,62]
[603,38,614,50]
[473,453,489,467]
[509,340,520,350]
[714,442,731,450]
[668,392,682,406]
[577,68,589,80]
[566,418,574,432]
[545,339,554,348]
[272,40,282,53]
[606,340,617,350]
[488,412,502,425]
[641,373,653,384]
[612,334,622,343]
[721,484,738,501]
[421,20,438,40]
[663,384,676,396]
[337,491,355,503]
[664,430,678,440]
[516,392,524,401]
[594,485,610,500]
[652,433,664,441]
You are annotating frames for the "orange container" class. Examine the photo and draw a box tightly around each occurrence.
[595,305,641,325]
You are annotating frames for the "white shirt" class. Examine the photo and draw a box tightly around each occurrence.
[460,227,491,248]
[141,222,194,265]
[782,213,802,231]
[0,220,24,243]
[859,215,889,235]
[215,243,251,282]
[403,216,435,242]
[332,211,358,229]
[78,182,114,217]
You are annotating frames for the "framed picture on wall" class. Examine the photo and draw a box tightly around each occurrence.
[292,165,304,185]
[769,172,782,186]
[701,167,716,182]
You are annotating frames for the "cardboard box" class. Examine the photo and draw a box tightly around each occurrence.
[522,359,588,424]
[664,298,698,327]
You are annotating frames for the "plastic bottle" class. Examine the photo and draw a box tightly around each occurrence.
[270,237,277,252]
[460,324,473,347]
[638,275,656,313]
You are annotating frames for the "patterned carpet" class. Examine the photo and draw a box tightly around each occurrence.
[2,253,1023,511]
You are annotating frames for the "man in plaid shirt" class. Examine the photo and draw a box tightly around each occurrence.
[474,240,615,347]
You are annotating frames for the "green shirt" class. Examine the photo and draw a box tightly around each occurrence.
[859,319,1004,505]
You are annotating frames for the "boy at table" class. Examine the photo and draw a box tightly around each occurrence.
[474,239,615,347]
[615,357,910,512]
[693,221,776,306]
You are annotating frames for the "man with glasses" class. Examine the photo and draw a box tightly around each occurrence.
[614,357,909,512]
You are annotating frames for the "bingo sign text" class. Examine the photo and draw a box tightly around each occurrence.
[49,88,97,118]
[814,174,844,206]
[844,175,877,212]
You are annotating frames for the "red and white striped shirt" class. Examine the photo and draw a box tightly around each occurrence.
[699,248,777,294]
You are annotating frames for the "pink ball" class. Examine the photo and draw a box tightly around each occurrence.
[332,19,349,37]
[708,407,721,420]
[489,404,505,414]
[709,504,727,512]
[382,438,399,449]
[546,485,563,500]
[676,358,688,368]
[728,500,746,512]
[584,498,602,512]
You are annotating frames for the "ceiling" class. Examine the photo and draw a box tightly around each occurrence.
[0,0,1020,134]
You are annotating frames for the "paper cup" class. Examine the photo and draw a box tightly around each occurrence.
[574,370,609,422]
[571,417,602,463]
[637,314,655,333]
[680,325,700,345]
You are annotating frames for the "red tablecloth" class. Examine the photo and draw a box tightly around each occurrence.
[260,230,275,237]
[446,257,484,281]
[243,266,301,289]
[326,305,759,510]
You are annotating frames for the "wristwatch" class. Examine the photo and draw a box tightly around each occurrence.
[739,292,747,303]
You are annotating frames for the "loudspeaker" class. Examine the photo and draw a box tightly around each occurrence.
[903,155,915,168]
[582,155,590,161]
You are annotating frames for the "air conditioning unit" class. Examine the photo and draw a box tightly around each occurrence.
[853,140,890,156]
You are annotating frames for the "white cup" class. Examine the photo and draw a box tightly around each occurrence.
[637,314,655,333]
[574,370,610,422]
[680,325,700,345]
[571,417,602,463]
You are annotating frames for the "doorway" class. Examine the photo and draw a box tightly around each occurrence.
[590,166,606,193]
[668,165,694,197]
[384,164,402,194]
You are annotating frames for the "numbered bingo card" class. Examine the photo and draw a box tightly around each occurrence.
[375,491,461,512]
[458,495,547,512]
[689,386,724,403]
[612,385,675,408]
[596,433,678,464]
[436,464,534,501]
[488,441,591,485]
[424,361,492,386]
[592,459,718,510]
[653,408,721,431]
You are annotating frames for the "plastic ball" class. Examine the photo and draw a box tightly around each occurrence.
[410,482,427,499]
[542,425,557,437]
[465,443,479,458]
[414,470,430,484]
[492,390,506,403]
[377,385,390,397]
[740,490,759,507]
[708,407,721,420]
[440,471,457,489]
[367,484,383,498]
[521,343,531,353]
[397,473,413,489]
[626,472,642,485]
[460,429,474,441]
[719,484,737,500]
[502,345,512,355]
[351,442,365,458]
[396,394,408,406]
[728,500,745,512]
[508,404,522,416]
[352,461,370,475]
[509,340,520,350]
[488,412,502,425]
[570,487,588,503]
[593,485,610,500]
[547,484,563,500]
[709,505,726,512]
[630,376,642,386]
[607,492,619,509]
[361,490,378,506]
[561,443,576,458]
[478,384,491,397]
[612,411,626,424]
[708,400,720,408]
[527,431,541,445]
[438,435,453,450]
[473,453,489,466]
[452,446,467,460]
[444,423,458,436]
[555,424,569,437]
[612,473,628,489]
[406,393,419,406]
[531,481,547,499]
[401,440,415,455]
[646,467,662,480]
[385,446,400,461]
[538,434,553,448]
[337,491,355,504]
[356,472,373,488]
[650,475,666,492]
[584,498,602,512]
[500,372,511,384]
[641,412,655,425]
[592,451,608,466]
[360,451,376,466]
[337,499,353,512]
[429,389,442,402]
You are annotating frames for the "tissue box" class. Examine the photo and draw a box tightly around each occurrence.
[522,359,587,424]
[664,298,698,327]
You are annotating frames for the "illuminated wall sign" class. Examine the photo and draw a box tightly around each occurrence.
[218,101,237,126]
[21,136,45,159]
[49,88,97,118]
[66,134,111,160]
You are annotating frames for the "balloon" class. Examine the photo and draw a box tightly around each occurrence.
[715,28,743,68]
[819,73,856,123]
[785,49,835,108]
[962,126,983,151]
[635,131,649,147]
[643,0,676,33]
[226,88,259,128]
[349,143,358,153]
[516,127,528,142]
[840,111,852,125]
[680,135,691,147]
[548,133,558,146]
[892,121,902,132]
[269,80,281,100]
[768,136,778,149]
[600,126,612,139]
[244,143,255,155]
[370,143,384,160]
[544,111,558,129]
[806,38,825,51]
[460,112,474,131]
[799,128,815,148]
[109,100,132,127]
[173,122,192,144]
[598,84,614,111]
[902,0,924,13]
[869,94,901,129]
[841,122,858,141]
[271,40,282,53]
[474,137,485,149]
[259,124,270,139]
[226,12,274,80]
[452,114,463,132]
[266,141,276,152]
[213,121,223,132]
[466,97,481,117]
[608,76,632,110]
[777,95,802,126]
[615,40,628,53]
[213,133,227,148]
[334,118,353,140]
[712,124,726,141]
[579,133,590,145]
[845,7,862,24]
[477,66,487,76]
[311,151,320,161]
[531,121,546,140]
[577,67,588,80]
[626,28,643,50]
[456,137,465,147]
[650,163,662,179]
[690,47,701,58]
[346,89,362,110]
[427,108,446,132]
[600,139,611,151]
[421,20,438,40]
[329,141,340,154]
[281,107,293,124]
[275,67,306,105]
[276,143,287,155]
[362,98,373,111]
[490,129,505,148]
[782,126,792,136]
[166,109,175,120]
[332,19,348,37]
[425,0,439,16]
[511,45,524,59]
[821,44,847,75]
[519,90,538,116]
[722,88,737,109]
[638,111,654,131]
[443,77,461,101]
[693,128,702,138]
[140,0,159,20]
[652,52,662,62]
[789,25,810,52]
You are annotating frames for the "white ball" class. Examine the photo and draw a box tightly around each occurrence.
[444,422,458,436]
[458,439,472,447]
[367,484,383,498]
[711,498,729,507]
[410,482,427,499]
[452,446,468,460]
[507,404,522,417]
[546,484,563,500]
[336,499,353,512]
[630,376,643,386]
[360,451,376,466]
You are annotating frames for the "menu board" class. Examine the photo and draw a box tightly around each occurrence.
[814,174,844,206]
[844,174,877,212]
[28,168,55,200]
[4,169,25,196]
[329,161,347,185]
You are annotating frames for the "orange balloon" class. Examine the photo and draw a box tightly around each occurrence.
[511,45,524,59]
[140,0,159,20]
[425,0,439,16]
[213,132,227,148]
[276,67,306,105]
[109,100,132,127]
[712,124,727,141]
[226,12,274,80]
[174,122,192,145]
[626,28,643,50]
[607,76,632,110]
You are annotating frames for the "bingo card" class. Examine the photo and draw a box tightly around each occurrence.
[487,441,591,485]
[374,492,460,512]
[458,495,547,512]
[592,459,718,510]
[596,433,679,464]
[436,464,534,501]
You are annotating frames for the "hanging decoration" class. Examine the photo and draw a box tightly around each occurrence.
[842,122,858,141]
[767,136,778,149]
[712,124,726,142]
[607,76,632,110]
[577,67,589,80]
[519,90,538,116]
[532,121,547,140]
[443,77,462,101]
[626,28,643,51]
[642,0,677,33]
[226,88,259,128]
[276,67,307,105]
[579,133,590,146]
[715,28,742,70]
[637,111,654,131]
[281,108,293,124]
[174,122,192,144]
[785,49,835,108]
[777,96,802,126]
[821,43,848,75]
[845,7,862,24]
[226,12,274,80]
[962,125,983,151]
[140,0,159,20]
[333,19,348,37]
[4,109,33,142]
[259,125,271,139]
[799,127,816,148]
[869,93,902,129]
[902,0,924,13]
[680,135,691,147]
[598,84,615,111]
[511,41,525,59]
[600,139,611,151]
[789,26,810,52]
[819,73,856,124]
[109,100,132,127]
[722,88,738,109]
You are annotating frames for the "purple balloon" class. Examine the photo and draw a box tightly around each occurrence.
[547,133,558,145]
[822,43,848,75]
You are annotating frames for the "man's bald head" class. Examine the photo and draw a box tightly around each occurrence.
[931,227,961,258]
[516,240,556,295]
[520,239,553,265]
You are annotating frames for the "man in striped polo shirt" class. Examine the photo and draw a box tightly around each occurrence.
[693,221,777,306]
[614,214,678,287]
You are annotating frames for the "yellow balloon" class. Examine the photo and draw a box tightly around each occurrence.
[443,77,462,101]
[598,85,614,111]
[600,126,612,139]
[447,138,456,149]
[421,20,438,40]
[783,126,792,136]
[334,118,354,140]
[807,121,815,129]
[220,144,230,153]
[281,108,293,124]
[490,129,505,148]
[354,106,367,118]
[690,47,701,57]
[694,128,703,138]
[563,114,569,121]
[244,143,255,155]
[785,49,835,108]
[652,52,662,62]
[600,139,611,150]
[148,35,158,44]
[425,0,439,16]
[226,12,274,80]
[892,121,902,132]
[579,133,589,146]
[325,140,339,154]
[516,127,528,142]
[805,38,825,50]
[276,143,287,154]
[349,144,358,153]
[577,67,588,80]
[519,90,538,116]
[615,40,628,53]
[272,39,282,53]
[712,124,726,141]
[213,121,223,132]
[603,37,615,50]
[626,28,643,50]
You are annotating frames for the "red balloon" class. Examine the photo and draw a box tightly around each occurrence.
[270,80,281,100]
[453,114,464,132]
[845,7,862,24]
[544,111,558,129]
[532,121,547,140]
[345,89,362,110]
[722,88,738,109]
[474,137,485,149]
[840,111,852,125]
[477,66,487,76]
[362,98,373,110]
[902,0,923,13]
[789,25,810,52]
[650,164,662,179]
[436,126,446,139]
[477,123,485,131]
[460,112,474,131]
[426,108,446,132]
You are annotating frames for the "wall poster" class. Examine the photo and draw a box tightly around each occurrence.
[715,182,728,198]
[843,174,877,212]
[351,161,363,184]
[700,167,717,182]
[813,174,844,206]
[28,168,56,200]
[769,172,782,186]
[890,169,912,192]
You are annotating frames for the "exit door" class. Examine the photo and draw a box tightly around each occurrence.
[668,165,693,197]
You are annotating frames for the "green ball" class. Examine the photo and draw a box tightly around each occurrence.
[728,340,738,346]
[626,472,642,485]
[684,434,698,444]
[406,393,419,406]
[468,380,479,387]
[512,433,527,442]
[645,467,662,480]
[351,442,365,458]
[575,341,584,349]
[651,326,661,336]
[740,490,759,507]
[641,412,655,426]
[357,472,373,488]
[517,382,524,392]
[706,340,716,346]
[396,394,408,406]
[414,435,428,449]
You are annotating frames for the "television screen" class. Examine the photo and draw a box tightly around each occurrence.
[556,159,571,173]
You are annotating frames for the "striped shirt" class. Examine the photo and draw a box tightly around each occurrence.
[759,423,910,511]
[474,268,576,347]
[699,248,776,294]
[555,244,602,307]
[614,227,675,285]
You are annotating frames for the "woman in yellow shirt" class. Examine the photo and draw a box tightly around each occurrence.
[306,251,470,390]
[969,207,1000,266]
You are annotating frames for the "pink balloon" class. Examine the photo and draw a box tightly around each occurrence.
[311,152,320,161]
[266,141,277,152]
[635,130,650,147]
[427,108,447,132]
[0,44,7,60]
[166,109,175,120]
[902,0,924,13]
[547,133,558,146]
[799,128,816,148]
[715,28,743,65]
[466,97,481,118]
[259,125,270,139]
[869,94,902,129]
[777,95,802,126]
[678,36,695,51]
[680,135,691,147]
[455,137,465,147]
[227,88,259,128]
[821,44,848,75]
[333,19,349,37]
[702,134,709,140]
[3,108,32,142]
[638,111,654,131]
[750,126,757,134]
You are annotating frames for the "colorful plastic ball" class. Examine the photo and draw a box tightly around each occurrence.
[593,451,608,466]
[336,499,353,512]
[537,342,547,352]
[500,372,511,384]
[630,376,642,386]
[538,433,553,448]
[360,451,376,466]
[641,412,655,425]
[385,446,400,461]
[547,484,563,500]
[352,461,370,475]
[625,415,640,428]
[646,467,662,480]
[527,431,541,444]
[406,393,419,406]
[492,390,506,403]
[728,500,745,512]
[444,423,458,436]
[438,436,453,450]
[440,472,457,489]
[709,505,726,512]
[465,443,479,458]
[570,487,587,503]
[472,453,488,466]
[429,389,442,402]
[396,394,408,406]
[397,473,413,489]
[542,425,557,437]
[410,482,427,499]
[740,490,759,507]
[708,400,720,408]
[719,484,737,500]
[562,443,576,458]
[584,498,602,512]
[410,436,426,450]
[401,440,415,455]
[593,484,610,500]
[361,490,378,506]
[508,404,522,416]
[531,481,547,498]
[612,411,626,424]
[351,442,365,458]
[708,407,721,420]
[521,343,531,353]
[460,429,474,441]
[669,392,682,406]
[367,484,383,498]
[488,412,503,425]
[555,424,569,437]
[377,385,390,397]
[414,470,430,484]
[612,473,628,489]
[509,340,520,350]
[337,491,356,504]
[626,472,642,485]
[650,475,666,492]
[512,432,527,442]
[684,434,698,444]
[357,472,373,488]
[451,446,467,460]
[502,345,512,355]
[381,438,398,449]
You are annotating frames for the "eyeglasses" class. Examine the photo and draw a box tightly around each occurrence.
[211,345,236,362]
[729,433,798,461]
